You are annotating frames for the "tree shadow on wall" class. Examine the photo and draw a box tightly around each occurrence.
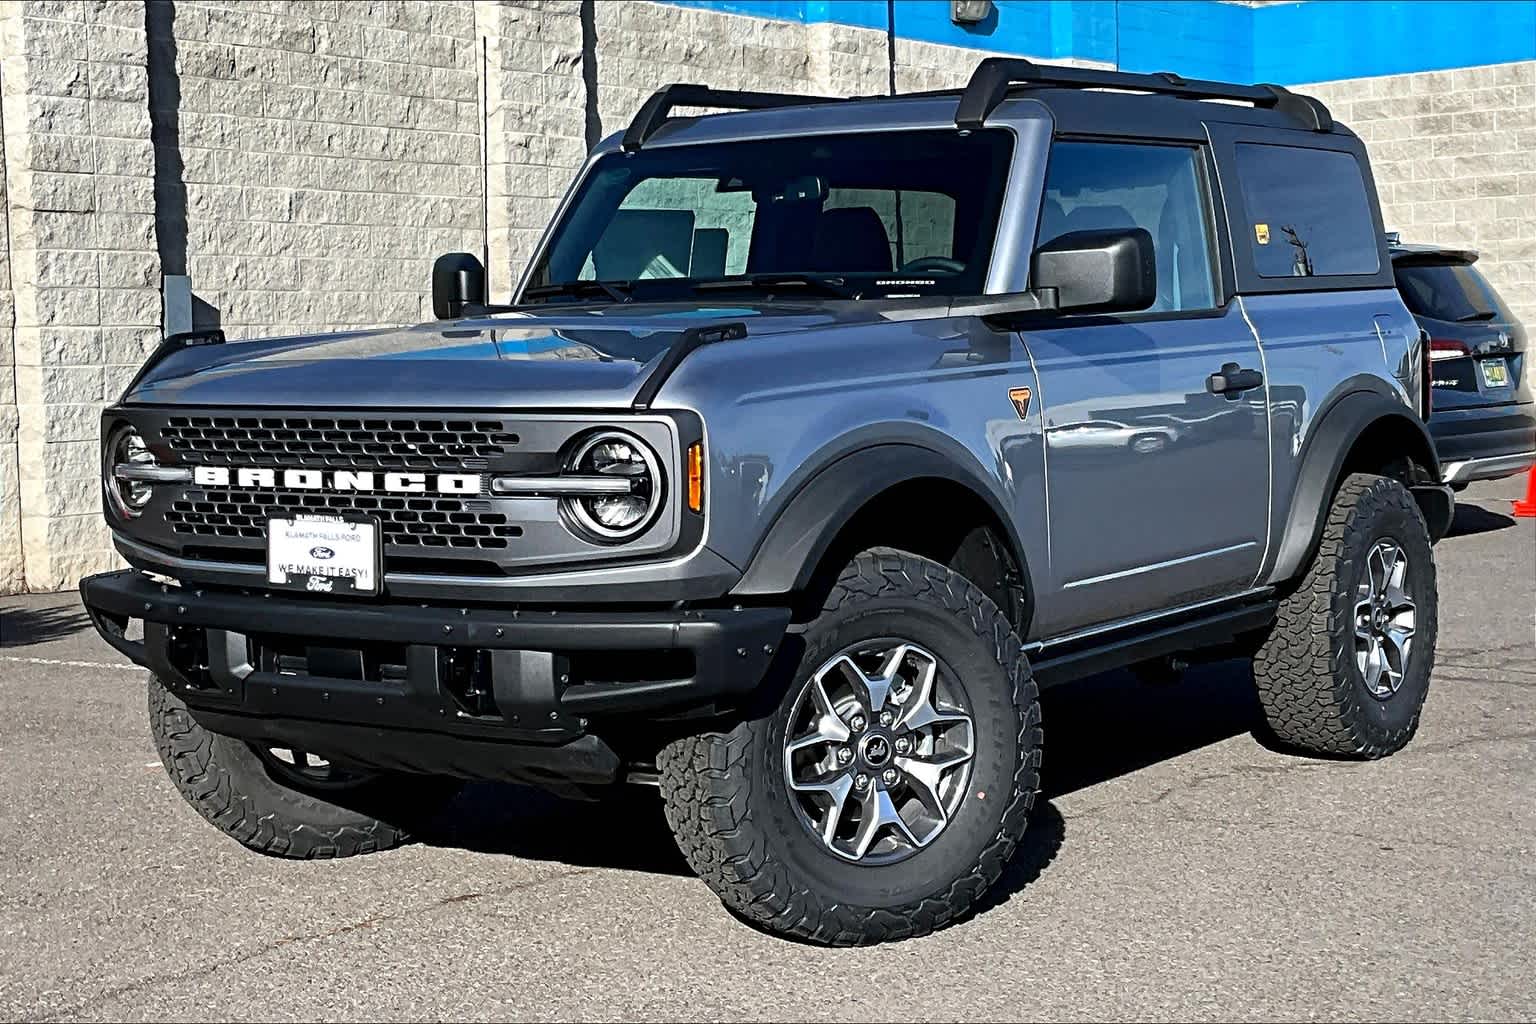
[146,0,220,332]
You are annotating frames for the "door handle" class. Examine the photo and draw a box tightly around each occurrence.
[1206,362,1263,399]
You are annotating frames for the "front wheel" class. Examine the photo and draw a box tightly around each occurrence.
[658,549,1041,945]
[149,676,460,857]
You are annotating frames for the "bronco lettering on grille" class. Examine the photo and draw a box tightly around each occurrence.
[191,466,481,495]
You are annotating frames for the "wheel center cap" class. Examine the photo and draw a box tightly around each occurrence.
[860,733,893,768]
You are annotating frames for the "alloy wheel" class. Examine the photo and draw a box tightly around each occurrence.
[253,744,367,790]
[782,640,976,864]
[1353,538,1416,699]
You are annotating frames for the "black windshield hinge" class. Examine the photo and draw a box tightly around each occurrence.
[631,322,748,410]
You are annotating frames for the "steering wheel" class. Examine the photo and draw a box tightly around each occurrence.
[899,256,966,275]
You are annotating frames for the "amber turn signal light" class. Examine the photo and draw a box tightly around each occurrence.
[687,442,704,513]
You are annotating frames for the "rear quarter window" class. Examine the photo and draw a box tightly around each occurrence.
[1234,144,1380,278]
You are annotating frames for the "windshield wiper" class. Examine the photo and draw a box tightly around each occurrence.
[522,280,633,304]
[694,273,855,300]
[1455,310,1498,322]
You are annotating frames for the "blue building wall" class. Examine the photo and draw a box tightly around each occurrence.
[1252,1,1536,82]
[659,0,1536,84]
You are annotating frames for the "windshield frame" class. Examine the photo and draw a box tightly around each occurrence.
[511,100,1051,305]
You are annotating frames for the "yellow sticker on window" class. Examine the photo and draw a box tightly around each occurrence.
[1255,223,1271,245]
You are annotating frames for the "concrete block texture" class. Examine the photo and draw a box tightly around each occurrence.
[0,67,19,595]
[2,0,157,592]
[158,0,484,336]
[1302,61,1536,324]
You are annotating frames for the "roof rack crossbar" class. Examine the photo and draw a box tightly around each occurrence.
[955,57,1333,133]
[622,84,842,151]
[1257,83,1334,132]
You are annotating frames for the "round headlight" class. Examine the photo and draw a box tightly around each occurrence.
[105,425,156,518]
[563,430,663,541]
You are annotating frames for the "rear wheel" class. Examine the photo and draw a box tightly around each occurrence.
[658,549,1041,945]
[149,676,460,857]
[1252,473,1438,758]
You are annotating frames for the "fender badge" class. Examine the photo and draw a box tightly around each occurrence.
[1008,386,1032,419]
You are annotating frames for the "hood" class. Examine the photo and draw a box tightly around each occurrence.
[122,303,908,409]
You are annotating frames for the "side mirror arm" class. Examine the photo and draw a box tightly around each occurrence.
[947,287,1059,324]
[461,302,519,317]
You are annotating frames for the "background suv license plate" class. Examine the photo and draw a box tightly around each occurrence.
[267,514,380,596]
[1481,358,1509,388]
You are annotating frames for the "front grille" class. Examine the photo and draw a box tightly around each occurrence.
[166,489,524,549]
[160,415,520,471]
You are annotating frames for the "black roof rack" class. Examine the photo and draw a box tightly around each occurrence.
[954,57,1333,133]
[622,83,843,151]
[620,60,1333,152]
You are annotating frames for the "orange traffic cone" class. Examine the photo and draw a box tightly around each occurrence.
[1514,465,1536,518]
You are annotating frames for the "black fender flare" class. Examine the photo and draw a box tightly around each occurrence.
[1264,389,1443,586]
[729,443,1032,618]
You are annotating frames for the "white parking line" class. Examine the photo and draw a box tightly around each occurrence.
[0,654,141,671]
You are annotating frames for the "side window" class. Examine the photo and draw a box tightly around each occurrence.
[1038,142,1218,313]
[826,188,958,269]
[1233,144,1380,278]
[581,177,757,280]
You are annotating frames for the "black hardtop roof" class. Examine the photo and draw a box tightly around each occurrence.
[623,57,1343,151]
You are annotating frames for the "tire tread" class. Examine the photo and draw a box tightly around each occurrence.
[149,679,410,859]
[657,548,1041,945]
[1252,473,1437,759]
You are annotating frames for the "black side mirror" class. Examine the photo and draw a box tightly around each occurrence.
[1032,227,1156,314]
[432,253,486,319]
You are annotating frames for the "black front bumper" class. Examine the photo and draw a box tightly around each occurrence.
[82,570,789,788]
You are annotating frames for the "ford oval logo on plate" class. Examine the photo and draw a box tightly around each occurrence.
[310,545,335,560]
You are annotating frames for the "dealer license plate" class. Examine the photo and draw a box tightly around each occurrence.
[1480,358,1510,389]
[267,514,380,596]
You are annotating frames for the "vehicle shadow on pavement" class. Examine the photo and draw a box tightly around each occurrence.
[0,602,89,647]
[1446,501,1516,539]
[415,778,1072,894]
[411,665,1260,892]
[418,783,696,875]
[1041,660,1263,799]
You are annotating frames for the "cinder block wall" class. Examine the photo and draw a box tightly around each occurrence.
[1,1,160,594]
[0,88,18,595]
[1302,62,1536,325]
[157,0,485,335]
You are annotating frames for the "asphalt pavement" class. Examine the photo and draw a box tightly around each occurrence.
[2,478,1533,1022]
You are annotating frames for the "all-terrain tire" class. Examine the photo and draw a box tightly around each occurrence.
[1252,473,1438,758]
[149,675,459,858]
[657,548,1041,945]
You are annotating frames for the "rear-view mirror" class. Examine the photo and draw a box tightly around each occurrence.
[1032,227,1156,314]
[432,253,487,319]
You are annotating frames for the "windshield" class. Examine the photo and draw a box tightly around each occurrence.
[1395,260,1517,324]
[524,129,1014,302]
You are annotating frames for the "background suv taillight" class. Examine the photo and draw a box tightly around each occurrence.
[1428,338,1471,362]
[1420,328,1434,420]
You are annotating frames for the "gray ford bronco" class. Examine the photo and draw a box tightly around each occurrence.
[83,59,1453,945]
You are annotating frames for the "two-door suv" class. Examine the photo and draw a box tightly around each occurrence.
[83,59,1452,945]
